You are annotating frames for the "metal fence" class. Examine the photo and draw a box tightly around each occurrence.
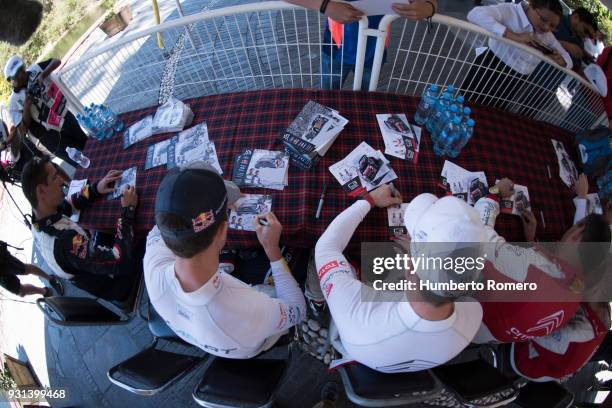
[55,2,605,133]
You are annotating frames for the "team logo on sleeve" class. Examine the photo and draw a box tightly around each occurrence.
[80,185,90,199]
[324,282,334,297]
[318,260,341,280]
[192,210,215,232]
[70,234,88,259]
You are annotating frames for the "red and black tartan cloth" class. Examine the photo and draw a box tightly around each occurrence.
[75,89,578,250]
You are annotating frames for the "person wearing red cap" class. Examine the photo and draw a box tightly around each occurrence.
[144,162,306,358]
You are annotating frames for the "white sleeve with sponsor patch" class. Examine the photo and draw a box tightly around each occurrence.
[474,196,564,282]
[144,226,305,358]
[315,200,483,372]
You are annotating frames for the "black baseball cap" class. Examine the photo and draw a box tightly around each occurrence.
[155,162,240,239]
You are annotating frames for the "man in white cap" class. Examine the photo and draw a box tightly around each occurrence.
[4,55,87,166]
[313,185,483,373]
[144,162,306,358]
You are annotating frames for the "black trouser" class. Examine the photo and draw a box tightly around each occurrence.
[68,238,144,302]
[28,112,87,166]
[461,49,528,111]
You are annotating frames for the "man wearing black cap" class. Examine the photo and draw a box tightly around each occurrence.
[144,162,306,358]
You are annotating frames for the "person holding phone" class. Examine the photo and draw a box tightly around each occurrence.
[462,0,572,110]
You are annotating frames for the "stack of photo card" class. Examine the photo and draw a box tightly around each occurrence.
[228,194,273,231]
[376,114,422,164]
[145,139,173,170]
[281,100,348,169]
[494,179,531,215]
[232,149,289,190]
[167,123,222,174]
[387,203,409,239]
[123,116,153,149]
[329,142,398,198]
[439,161,488,206]
[552,139,578,188]
[151,97,194,134]
[108,167,137,200]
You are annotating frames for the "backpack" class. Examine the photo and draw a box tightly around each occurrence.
[575,126,612,178]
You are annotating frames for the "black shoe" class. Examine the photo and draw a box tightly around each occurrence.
[307,298,330,327]
[320,381,338,403]
[49,277,64,296]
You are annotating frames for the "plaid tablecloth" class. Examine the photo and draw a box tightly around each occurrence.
[75,89,578,250]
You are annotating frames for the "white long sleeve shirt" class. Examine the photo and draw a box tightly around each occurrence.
[472,196,582,344]
[468,3,572,75]
[143,226,306,358]
[314,200,482,373]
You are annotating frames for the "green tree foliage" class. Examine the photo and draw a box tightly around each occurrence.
[0,0,115,105]
[564,0,612,42]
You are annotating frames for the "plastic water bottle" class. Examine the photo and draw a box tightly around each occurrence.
[452,118,475,156]
[414,84,440,126]
[455,95,465,111]
[426,94,451,133]
[444,84,456,97]
[437,116,463,158]
[66,147,90,168]
[434,104,459,140]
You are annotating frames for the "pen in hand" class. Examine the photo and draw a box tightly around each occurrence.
[315,183,328,220]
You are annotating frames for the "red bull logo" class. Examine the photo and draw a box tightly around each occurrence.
[192,210,215,233]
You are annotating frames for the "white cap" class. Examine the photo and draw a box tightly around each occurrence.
[584,64,608,97]
[403,194,487,298]
[4,56,23,80]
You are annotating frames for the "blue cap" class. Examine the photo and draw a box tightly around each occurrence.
[453,117,461,125]
[467,119,475,127]
[431,84,439,92]
[456,95,464,103]
[463,107,471,115]
[450,104,459,113]
[442,93,451,101]
[446,85,455,92]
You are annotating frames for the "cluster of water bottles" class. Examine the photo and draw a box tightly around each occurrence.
[414,84,475,158]
[76,103,124,141]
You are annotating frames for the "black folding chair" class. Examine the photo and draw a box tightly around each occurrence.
[514,381,575,408]
[192,341,292,408]
[107,303,205,396]
[337,362,443,407]
[36,271,144,326]
[432,358,519,408]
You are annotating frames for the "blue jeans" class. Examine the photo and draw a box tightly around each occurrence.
[320,51,375,91]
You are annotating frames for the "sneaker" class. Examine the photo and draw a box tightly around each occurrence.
[320,381,338,403]
[49,277,64,296]
[308,298,330,327]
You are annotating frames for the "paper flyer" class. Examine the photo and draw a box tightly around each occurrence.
[144,139,173,170]
[228,194,273,231]
[329,141,398,197]
[551,139,578,188]
[387,203,409,238]
[439,161,488,205]
[108,167,137,200]
[376,113,422,164]
[123,116,153,149]
[232,149,289,190]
